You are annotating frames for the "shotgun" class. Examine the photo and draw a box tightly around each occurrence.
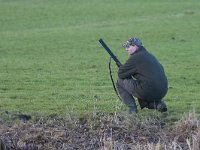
[98,39,122,67]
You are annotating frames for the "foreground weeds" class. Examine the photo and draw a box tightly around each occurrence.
[0,110,199,150]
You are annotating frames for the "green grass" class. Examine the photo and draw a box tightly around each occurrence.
[0,0,200,119]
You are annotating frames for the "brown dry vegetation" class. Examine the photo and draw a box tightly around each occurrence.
[0,110,200,150]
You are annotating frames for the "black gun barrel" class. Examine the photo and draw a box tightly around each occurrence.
[99,39,121,65]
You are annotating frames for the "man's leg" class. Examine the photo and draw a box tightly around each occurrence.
[116,79,138,113]
[138,98,148,109]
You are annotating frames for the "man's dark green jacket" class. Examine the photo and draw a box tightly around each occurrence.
[118,46,168,101]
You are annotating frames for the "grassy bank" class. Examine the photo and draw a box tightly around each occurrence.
[0,110,199,149]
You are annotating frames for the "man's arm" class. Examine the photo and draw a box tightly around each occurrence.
[118,56,137,79]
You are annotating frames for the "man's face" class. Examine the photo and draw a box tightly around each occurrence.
[126,45,138,55]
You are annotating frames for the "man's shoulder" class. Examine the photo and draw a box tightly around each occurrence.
[138,46,147,51]
[132,47,148,58]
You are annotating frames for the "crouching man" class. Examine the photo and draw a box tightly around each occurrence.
[116,37,168,113]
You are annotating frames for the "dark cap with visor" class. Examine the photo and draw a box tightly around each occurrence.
[122,37,142,48]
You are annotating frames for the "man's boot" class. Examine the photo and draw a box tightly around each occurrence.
[156,101,167,112]
[128,106,137,113]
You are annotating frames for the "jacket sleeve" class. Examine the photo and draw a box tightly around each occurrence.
[118,56,137,79]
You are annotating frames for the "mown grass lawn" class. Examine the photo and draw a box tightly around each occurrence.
[0,0,200,121]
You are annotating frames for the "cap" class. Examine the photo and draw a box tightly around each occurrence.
[122,37,142,48]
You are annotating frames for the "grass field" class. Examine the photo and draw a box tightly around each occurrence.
[0,0,200,120]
